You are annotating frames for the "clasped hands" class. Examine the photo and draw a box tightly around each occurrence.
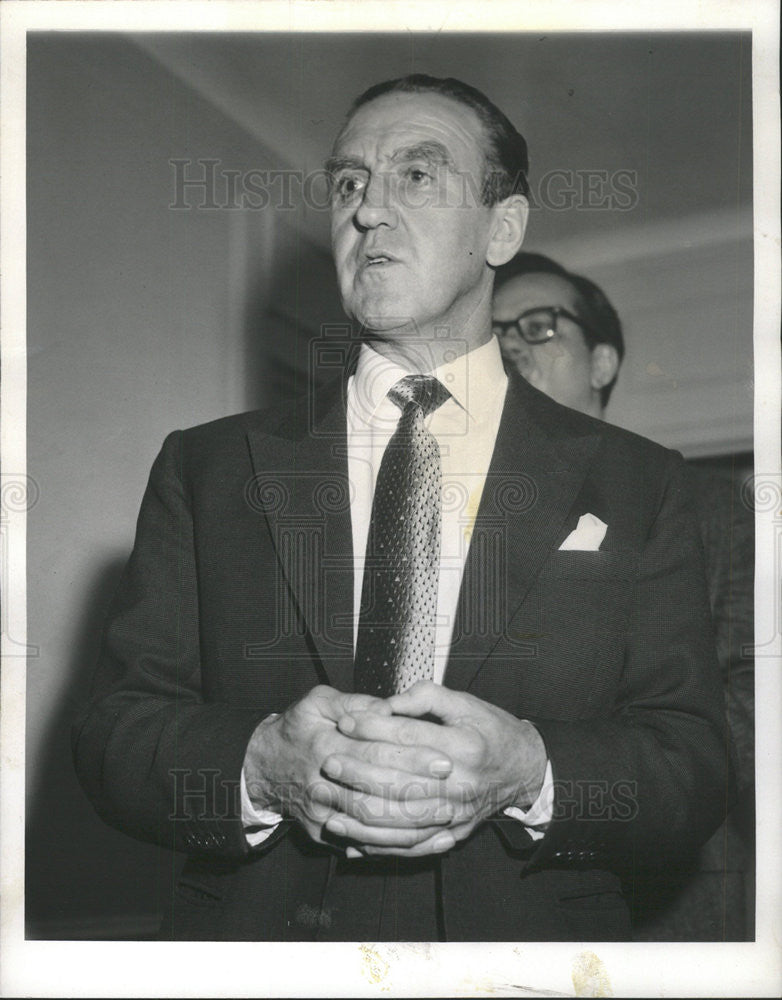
[243,681,547,859]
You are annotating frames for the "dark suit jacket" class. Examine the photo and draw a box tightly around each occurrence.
[632,463,754,940]
[73,369,731,941]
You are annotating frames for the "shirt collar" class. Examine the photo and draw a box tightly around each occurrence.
[351,336,507,425]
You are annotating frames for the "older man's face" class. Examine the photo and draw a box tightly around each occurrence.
[328,91,499,343]
[493,272,599,413]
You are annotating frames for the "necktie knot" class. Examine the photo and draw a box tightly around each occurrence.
[388,375,449,417]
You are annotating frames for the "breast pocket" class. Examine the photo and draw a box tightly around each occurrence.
[503,550,639,718]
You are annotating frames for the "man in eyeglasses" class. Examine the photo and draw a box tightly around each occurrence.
[493,252,754,941]
[492,252,624,419]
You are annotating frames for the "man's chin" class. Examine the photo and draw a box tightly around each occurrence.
[352,312,420,337]
[341,285,417,330]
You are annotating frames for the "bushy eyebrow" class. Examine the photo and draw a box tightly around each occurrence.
[391,141,455,170]
[324,141,455,177]
[323,155,366,177]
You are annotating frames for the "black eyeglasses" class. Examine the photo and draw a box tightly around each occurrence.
[492,306,593,345]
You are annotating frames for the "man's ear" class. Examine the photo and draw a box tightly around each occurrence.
[486,194,528,267]
[590,345,620,389]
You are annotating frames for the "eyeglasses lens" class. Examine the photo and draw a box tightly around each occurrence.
[519,309,557,344]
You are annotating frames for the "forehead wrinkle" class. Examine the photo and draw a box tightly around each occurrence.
[398,105,483,148]
[406,109,487,171]
[333,99,486,173]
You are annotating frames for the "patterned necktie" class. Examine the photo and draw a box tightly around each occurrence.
[354,374,450,697]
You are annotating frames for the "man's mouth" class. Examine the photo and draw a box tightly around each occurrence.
[363,252,398,268]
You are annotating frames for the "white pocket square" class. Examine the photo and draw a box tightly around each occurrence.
[558,512,608,551]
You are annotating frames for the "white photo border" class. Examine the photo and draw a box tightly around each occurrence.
[2,1,780,997]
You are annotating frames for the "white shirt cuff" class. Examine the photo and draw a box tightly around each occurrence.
[502,759,554,842]
[240,716,285,847]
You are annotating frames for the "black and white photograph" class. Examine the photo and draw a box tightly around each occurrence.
[2,1,780,996]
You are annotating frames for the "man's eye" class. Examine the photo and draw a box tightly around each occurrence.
[522,319,557,343]
[404,166,433,184]
[334,174,366,201]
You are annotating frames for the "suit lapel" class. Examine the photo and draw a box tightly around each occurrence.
[246,377,355,693]
[244,368,602,696]
[445,374,602,692]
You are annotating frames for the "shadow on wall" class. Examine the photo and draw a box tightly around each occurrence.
[26,556,180,940]
[243,218,349,410]
[24,201,343,941]
[25,225,341,940]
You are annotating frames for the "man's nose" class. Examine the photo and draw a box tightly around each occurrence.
[499,331,534,376]
[354,172,398,229]
[499,329,527,360]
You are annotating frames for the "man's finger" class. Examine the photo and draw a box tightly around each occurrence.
[313,686,391,722]
[341,692,394,716]
[312,781,453,828]
[385,680,469,723]
[322,753,449,799]
[324,814,454,847]
[343,738,452,778]
[353,839,452,859]
[337,710,457,754]
[355,819,474,858]
[353,829,462,858]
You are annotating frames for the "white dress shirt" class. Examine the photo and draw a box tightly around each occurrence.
[242,337,553,844]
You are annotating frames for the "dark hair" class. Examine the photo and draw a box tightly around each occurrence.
[346,74,530,204]
[493,252,569,284]
[494,251,625,407]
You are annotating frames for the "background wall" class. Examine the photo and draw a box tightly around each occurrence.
[25,32,753,937]
[134,30,754,454]
[25,34,306,936]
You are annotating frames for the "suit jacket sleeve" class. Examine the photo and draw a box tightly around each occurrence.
[512,450,733,873]
[72,430,288,859]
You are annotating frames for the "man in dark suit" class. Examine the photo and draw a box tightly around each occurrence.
[492,252,753,939]
[73,75,730,942]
